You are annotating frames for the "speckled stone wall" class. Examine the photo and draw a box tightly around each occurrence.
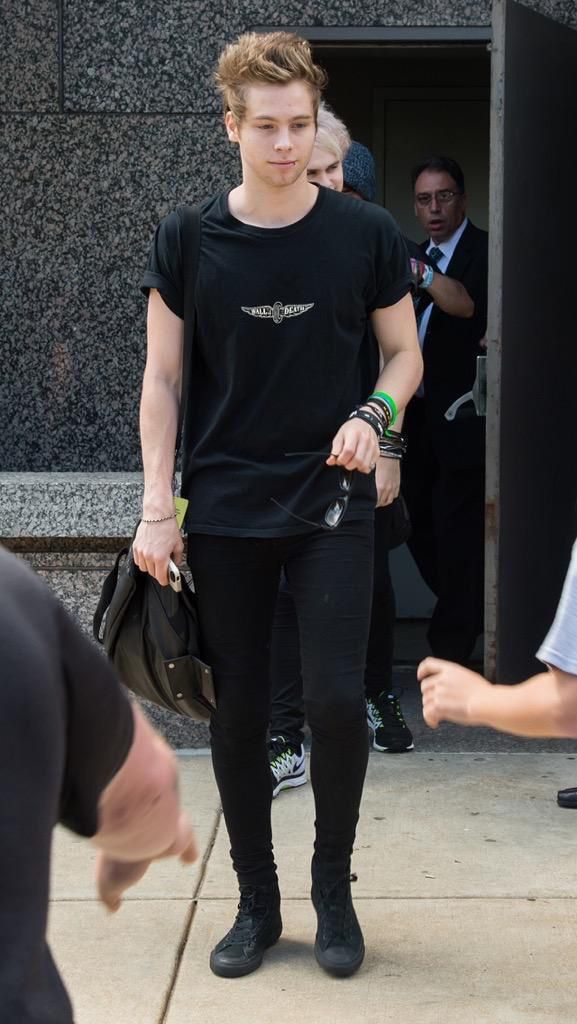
[0,116,239,471]
[2,0,574,473]
[0,1,59,111]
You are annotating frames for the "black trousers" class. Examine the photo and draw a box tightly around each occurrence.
[187,520,373,887]
[270,507,396,747]
[402,398,485,663]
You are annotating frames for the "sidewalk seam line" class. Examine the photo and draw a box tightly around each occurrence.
[157,804,222,1024]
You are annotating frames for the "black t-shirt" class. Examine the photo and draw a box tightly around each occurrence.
[0,548,134,1023]
[359,235,430,394]
[142,186,412,536]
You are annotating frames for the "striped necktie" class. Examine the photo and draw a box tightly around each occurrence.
[428,245,444,266]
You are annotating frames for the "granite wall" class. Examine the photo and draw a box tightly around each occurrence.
[2,0,575,474]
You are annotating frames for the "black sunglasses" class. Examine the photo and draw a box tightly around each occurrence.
[270,451,354,531]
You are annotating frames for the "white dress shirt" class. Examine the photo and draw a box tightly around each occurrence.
[415,217,469,397]
[417,217,469,347]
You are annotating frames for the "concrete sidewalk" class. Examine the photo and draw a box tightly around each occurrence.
[49,752,577,1024]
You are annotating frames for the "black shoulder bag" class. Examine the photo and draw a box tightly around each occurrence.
[93,205,216,721]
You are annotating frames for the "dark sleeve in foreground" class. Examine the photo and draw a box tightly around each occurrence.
[0,549,134,1021]
[141,209,185,319]
[0,549,134,838]
[58,601,135,836]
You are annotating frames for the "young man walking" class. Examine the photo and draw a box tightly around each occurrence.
[135,32,422,979]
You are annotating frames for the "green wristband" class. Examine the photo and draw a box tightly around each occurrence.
[369,391,397,426]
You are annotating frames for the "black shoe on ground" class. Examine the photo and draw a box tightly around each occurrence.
[557,787,577,809]
[209,882,282,978]
[269,735,307,798]
[366,691,414,752]
[311,875,365,977]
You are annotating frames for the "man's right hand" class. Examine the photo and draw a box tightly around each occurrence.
[96,813,197,912]
[132,517,184,586]
[418,657,490,729]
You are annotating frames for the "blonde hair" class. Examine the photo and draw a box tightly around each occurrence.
[314,102,351,162]
[215,32,327,123]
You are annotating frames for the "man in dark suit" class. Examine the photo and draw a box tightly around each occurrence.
[402,156,488,664]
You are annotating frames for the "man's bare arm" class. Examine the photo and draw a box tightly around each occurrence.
[133,289,184,584]
[410,258,474,318]
[369,293,423,413]
[425,272,474,318]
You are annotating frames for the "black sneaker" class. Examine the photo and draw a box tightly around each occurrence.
[557,787,577,808]
[311,874,365,977]
[209,882,282,978]
[269,735,307,798]
[366,691,414,752]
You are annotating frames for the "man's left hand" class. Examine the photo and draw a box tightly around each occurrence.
[375,457,400,506]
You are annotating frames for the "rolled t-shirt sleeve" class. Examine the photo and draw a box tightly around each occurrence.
[367,209,414,312]
[141,209,185,319]
[537,540,577,675]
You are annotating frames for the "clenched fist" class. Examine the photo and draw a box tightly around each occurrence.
[418,657,490,729]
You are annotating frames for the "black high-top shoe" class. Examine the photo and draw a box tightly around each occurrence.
[209,881,282,978]
[311,873,365,977]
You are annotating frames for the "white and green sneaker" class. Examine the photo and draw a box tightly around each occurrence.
[269,736,307,798]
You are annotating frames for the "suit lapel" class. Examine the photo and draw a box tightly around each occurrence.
[444,221,476,280]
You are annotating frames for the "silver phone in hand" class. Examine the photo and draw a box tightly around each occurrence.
[168,559,182,593]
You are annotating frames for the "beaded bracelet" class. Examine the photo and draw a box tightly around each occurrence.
[367,391,397,427]
[141,512,177,523]
[364,399,391,430]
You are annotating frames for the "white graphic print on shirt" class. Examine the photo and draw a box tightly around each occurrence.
[241,301,314,325]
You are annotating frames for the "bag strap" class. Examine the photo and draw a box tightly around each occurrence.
[174,203,201,460]
[93,546,130,643]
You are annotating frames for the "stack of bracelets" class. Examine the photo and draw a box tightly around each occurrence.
[348,390,408,461]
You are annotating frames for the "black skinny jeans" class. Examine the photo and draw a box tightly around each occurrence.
[187,520,373,888]
[270,505,396,747]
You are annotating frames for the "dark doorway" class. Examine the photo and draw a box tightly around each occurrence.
[317,44,490,237]
[313,40,491,660]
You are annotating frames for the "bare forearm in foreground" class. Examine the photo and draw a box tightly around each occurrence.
[470,671,577,737]
[419,658,577,738]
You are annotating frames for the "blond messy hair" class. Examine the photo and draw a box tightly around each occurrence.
[215,32,327,123]
[314,101,351,162]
